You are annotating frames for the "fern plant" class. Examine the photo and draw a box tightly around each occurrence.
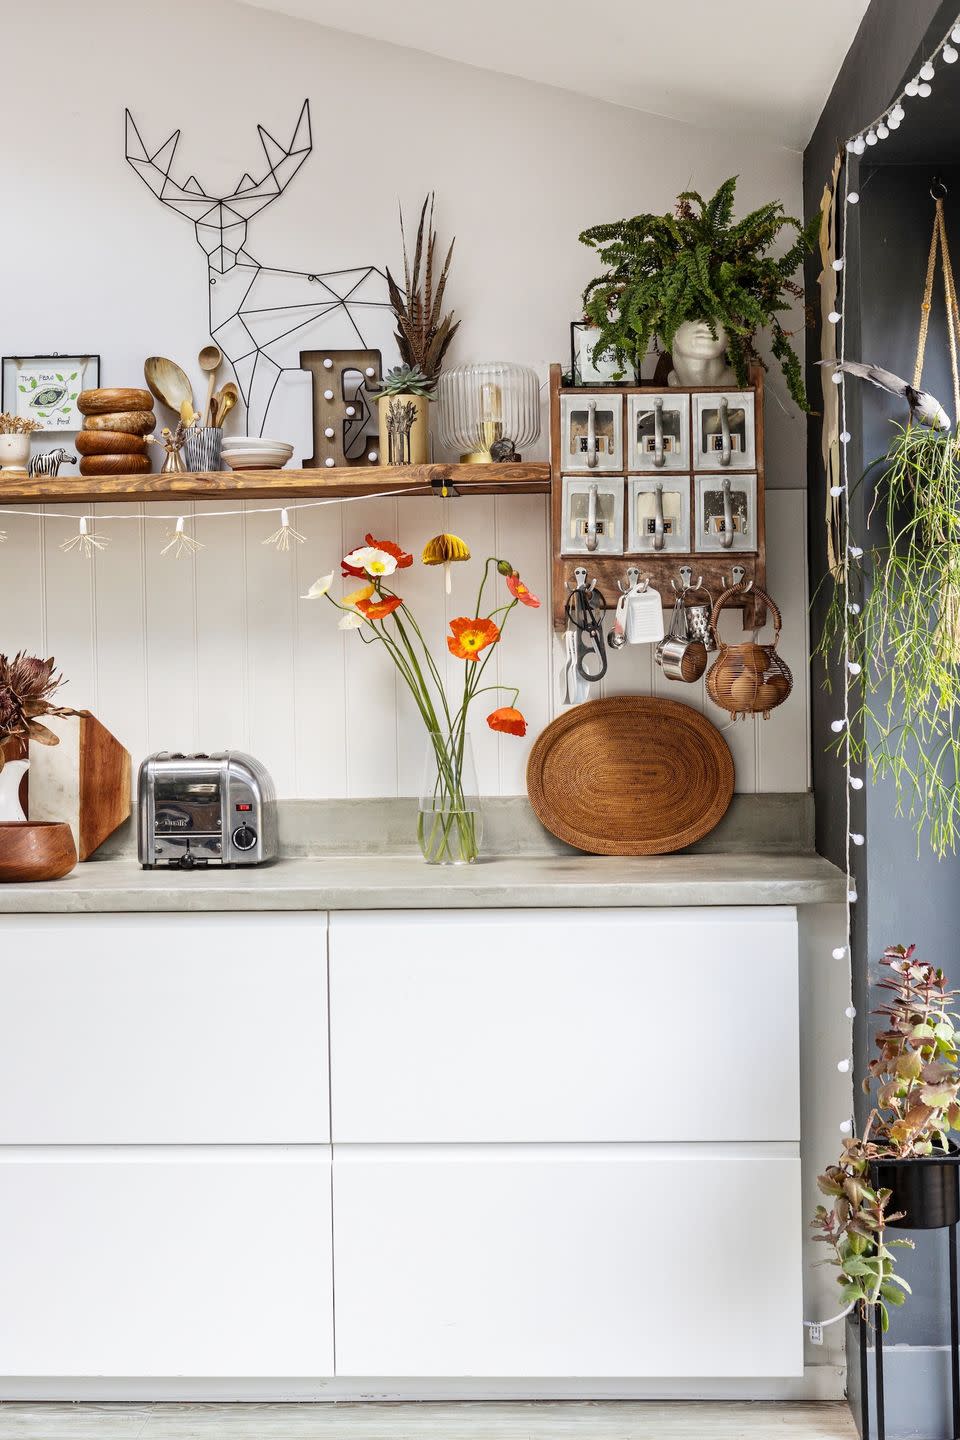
[579,176,819,406]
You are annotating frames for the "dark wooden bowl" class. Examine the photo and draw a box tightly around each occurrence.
[0,822,77,882]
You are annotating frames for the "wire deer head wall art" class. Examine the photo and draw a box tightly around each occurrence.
[124,99,395,441]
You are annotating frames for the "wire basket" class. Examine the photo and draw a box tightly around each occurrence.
[705,582,793,720]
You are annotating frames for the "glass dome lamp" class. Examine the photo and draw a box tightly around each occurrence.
[437,361,541,463]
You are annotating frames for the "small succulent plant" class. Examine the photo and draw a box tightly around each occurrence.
[375,365,435,398]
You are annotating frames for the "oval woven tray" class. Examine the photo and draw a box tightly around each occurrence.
[526,696,734,855]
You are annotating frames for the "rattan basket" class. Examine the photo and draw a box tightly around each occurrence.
[705,582,793,720]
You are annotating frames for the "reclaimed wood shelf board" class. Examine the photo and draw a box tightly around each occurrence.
[0,464,551,504]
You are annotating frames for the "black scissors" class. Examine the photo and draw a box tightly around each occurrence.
[564,571,608,682]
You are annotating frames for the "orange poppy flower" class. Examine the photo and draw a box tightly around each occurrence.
[447,616,500,661]
[487,706,527,736]
[505,571,541,608]
[342,535,413,577]
[356,594,404,620]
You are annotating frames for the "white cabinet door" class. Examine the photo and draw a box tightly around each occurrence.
[333,1143,802,1378]
[330,909,799,1142]
[0,1148,334,1376]
[0,915,329,1143]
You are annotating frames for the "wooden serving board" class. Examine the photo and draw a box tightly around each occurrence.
[28,712,130,860]
[526,696,734,855]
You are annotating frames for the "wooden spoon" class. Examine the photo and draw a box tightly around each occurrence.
[198,344,222,427]
[212,381,239,428]
[144,356,194,416]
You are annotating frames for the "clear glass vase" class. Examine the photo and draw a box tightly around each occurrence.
[418,731,483,864]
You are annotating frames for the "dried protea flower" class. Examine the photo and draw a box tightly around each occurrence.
[0,652,74,768]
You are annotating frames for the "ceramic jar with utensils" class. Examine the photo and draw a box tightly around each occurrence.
[185,426,224,473]
[656,593,708,682]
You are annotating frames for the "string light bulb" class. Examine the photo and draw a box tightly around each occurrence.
[850,776,864,790]
[60,515,108,556]
[833,258,845,271]
[262,508,305,552]
[830,485,844,497]
[845,1007,857,1020]
[831,718,847,733]
[161,515,204,558]
[919,81,933,97]
[851,832,865,846]
[840,1119,853,1135]
[905,76,920,96]
[944,44,958,63]
[832,946,847,960]
[877,122,889,139]
[865,129,878,146]
[852,135,866,155]
[847,192,860,205]
[920,60,936,80]
[838,1059,852,1074]
[828,310,842,323]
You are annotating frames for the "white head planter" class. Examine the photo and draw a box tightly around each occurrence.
[668,320,737,389]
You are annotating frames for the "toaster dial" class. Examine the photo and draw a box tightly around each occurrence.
[232,823,258,852]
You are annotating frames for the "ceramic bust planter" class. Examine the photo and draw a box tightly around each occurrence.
[668,320,737,389]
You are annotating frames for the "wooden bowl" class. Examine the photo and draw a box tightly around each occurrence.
[0,822,77,882]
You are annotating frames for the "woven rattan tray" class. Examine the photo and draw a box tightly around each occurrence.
[526,696,734,855]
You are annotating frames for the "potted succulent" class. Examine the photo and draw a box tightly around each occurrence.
[375,365,434,465]
[380,193,459,464]
[0,413,41,475]
[0,653,75,821]
[579,176,819,407]
[813,944,960,1331]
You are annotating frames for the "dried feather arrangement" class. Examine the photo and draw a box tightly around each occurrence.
[386,194,460,381]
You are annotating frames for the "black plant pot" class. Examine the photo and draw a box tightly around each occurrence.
[870,1144,960,1230]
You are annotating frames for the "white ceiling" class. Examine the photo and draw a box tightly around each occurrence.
[240,0,870,150]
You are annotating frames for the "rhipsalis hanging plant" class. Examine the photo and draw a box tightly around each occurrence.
[579,176,819,405]
[816,425,960,856]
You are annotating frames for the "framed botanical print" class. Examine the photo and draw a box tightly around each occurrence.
[2,354,100,433]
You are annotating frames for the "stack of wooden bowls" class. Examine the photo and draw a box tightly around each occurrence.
[75,388,156,477]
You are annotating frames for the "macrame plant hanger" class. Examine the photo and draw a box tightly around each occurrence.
[915,181,960,663]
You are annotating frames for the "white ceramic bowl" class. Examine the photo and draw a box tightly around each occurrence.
[223,452,292,471]
[221,436,293,452]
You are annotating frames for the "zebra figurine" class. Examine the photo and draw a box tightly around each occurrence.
[29,447,76,478]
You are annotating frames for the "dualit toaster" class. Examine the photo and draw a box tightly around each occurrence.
[138,751,278,869]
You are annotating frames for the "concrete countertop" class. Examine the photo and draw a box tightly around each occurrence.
[0,853,846,913]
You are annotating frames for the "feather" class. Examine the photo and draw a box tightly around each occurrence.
[827,359,911,396]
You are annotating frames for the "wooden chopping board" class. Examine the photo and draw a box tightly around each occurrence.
[526,696,734,855]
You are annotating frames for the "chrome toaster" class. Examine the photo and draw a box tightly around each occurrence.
[138,751,278,869]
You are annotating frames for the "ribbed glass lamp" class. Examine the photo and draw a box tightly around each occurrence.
[437,362,541,463]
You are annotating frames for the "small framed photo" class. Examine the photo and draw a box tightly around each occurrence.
[569,322,630,386]
[2,354,100,433]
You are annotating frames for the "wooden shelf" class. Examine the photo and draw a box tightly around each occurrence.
[0,463,551,505]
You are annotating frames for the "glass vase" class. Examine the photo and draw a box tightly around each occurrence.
[418,731,483,864]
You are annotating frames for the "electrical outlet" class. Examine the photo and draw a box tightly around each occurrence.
[809,1323,824,1346]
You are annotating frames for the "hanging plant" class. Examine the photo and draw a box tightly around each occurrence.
[579,176,819,405]
[817,425,960,855]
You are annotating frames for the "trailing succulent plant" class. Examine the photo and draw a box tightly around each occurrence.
[375,365,435,398]
[0,652,73,770]
[386,193,459,381]
[579,176,819,407]
[813,945,960,1329]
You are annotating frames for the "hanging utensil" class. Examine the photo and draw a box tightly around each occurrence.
[683,583,718,652]
[656,591,707,683]
[564,569,607,683]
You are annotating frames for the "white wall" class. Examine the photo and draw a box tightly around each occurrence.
[0,0,809,797]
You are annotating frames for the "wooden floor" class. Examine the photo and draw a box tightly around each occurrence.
[0,1401,857,1438]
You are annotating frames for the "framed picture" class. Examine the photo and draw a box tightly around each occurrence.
[569,322,632,386]
[2,354,100,433]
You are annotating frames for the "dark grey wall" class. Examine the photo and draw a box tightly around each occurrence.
[802,0,960,1419]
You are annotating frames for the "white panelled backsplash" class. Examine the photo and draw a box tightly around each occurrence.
[0,489,808,797]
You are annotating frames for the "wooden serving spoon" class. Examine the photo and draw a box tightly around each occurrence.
[199,344,222,427]
[144,356,194,416]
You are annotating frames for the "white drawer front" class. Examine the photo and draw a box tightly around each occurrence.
[330,909,799,1142]
[333,1143,802,1378]
[0,1148,334,1376]
[0,914,329,1142]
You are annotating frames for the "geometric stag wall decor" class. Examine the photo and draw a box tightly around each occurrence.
[124,100,395,442]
